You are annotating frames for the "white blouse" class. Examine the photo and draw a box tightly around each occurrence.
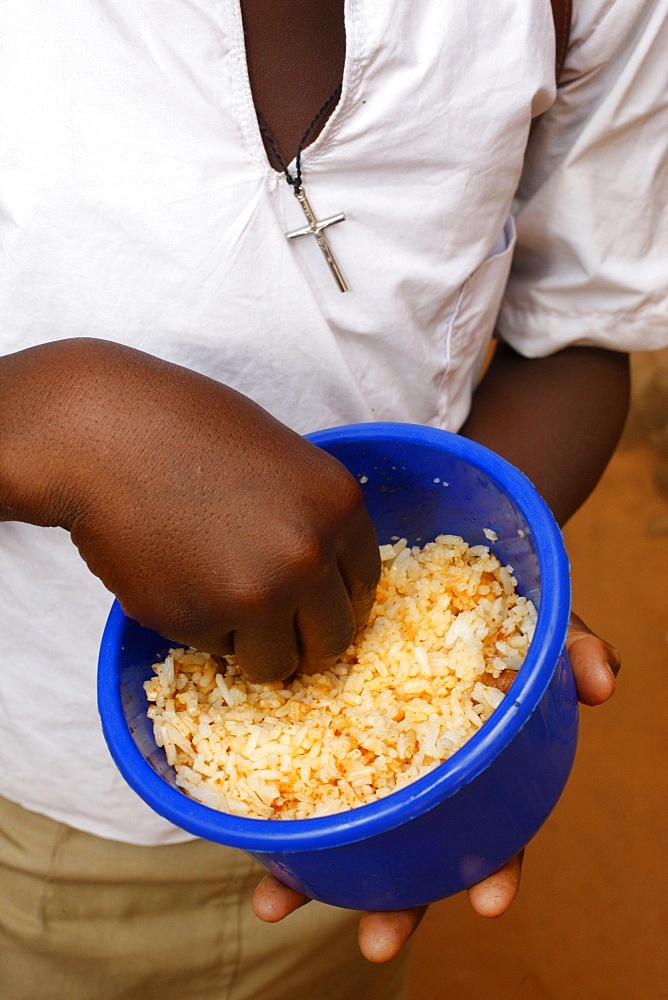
[0,0,665,843]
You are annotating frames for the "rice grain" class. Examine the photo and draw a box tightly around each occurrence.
[145,535,536,820]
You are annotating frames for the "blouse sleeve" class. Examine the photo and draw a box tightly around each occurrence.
[497,0,668,355]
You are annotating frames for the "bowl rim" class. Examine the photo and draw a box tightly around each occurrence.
[98,422,571,851]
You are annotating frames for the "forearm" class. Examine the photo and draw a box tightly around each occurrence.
[459,344,631,526]
[0,340,81,527]
[0,339,136,528]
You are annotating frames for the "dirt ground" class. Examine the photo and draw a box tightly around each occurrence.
[408,350,668,1000]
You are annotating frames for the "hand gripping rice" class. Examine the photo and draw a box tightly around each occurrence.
[144,535,537,820]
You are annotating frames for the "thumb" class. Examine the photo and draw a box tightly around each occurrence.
[566,612,620,707]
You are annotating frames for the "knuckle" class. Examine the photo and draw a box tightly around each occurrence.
[314,454,364,517]
[289,534,331,581]
[330,471,365,521]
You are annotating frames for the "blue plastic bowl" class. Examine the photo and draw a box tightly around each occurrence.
[98,422,576,910]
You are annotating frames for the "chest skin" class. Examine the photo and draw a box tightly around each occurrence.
[240,0,346,171]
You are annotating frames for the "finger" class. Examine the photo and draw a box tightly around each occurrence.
[232,614,300,684]
[296,565,358,675]
[252,873,311,923]
[467,851,524,918]
[337,510,381,633]
[566,612,620,707]
[357,906,428,964]
[232,555,372,683]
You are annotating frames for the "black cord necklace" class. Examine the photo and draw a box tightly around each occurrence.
[256,83,348,292]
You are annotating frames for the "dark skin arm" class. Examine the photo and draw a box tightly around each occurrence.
[459,342,631,527]
[255,343,626,960]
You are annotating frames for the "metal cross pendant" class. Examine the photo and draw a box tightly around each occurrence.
[286,185,348,292]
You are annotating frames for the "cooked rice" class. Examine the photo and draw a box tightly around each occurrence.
[145,535,536,820]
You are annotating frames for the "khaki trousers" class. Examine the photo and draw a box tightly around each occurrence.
[0,795,409,1000]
